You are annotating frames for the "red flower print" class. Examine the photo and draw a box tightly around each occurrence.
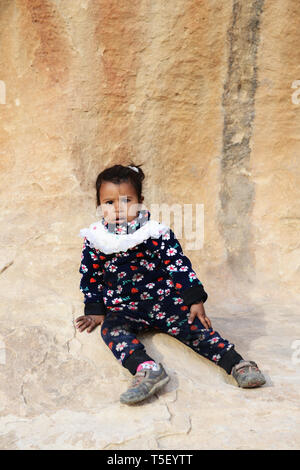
[116,342,128,351]
[167,264,177,272]
[179,266,188,272]
[166,247,177,256]
[118,272,127,279]
[140,292,151,300]
[146,283,155,289]
[168,315,179,323]
[147,263,155,270]
[156,312,166,320]
[212,354,221,362]
[168,327,180,336]
[209,337,220,344]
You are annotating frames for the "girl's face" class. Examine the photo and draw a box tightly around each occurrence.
[98,181,144,224]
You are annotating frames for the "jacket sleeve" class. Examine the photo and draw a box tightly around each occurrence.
[79,237,107,316]
[158,228,208,307]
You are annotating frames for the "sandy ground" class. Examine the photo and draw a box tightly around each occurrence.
[0,296,299,450]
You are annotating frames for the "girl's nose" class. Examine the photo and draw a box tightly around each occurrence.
[114,200,127,215]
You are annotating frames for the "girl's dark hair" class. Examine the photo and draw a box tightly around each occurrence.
[95,162,145,206]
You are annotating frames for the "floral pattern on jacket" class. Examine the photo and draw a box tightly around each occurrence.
[79,210,207,315]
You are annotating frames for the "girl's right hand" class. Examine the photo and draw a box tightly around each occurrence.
[75,314,105,333]
[188,302,212,329]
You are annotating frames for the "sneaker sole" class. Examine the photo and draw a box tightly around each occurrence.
[120,375,170,405]
[238,377,266,388]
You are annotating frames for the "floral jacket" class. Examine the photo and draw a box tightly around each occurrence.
[78,209,208,316]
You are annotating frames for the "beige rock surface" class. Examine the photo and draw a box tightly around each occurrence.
[0,0,299,450]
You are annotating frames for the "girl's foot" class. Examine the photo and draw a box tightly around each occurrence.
[231,360,266,388]
[120,363,169,405]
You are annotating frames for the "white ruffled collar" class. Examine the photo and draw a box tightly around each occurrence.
[79,213,170,254]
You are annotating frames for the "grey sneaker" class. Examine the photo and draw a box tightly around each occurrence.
[120,364,170,405]
[231,360,266,388]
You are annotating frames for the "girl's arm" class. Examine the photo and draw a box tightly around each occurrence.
[79,238,106,316]
[158,228,208,307]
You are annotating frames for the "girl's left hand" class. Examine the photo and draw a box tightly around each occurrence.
[75,314,105,333]
[188,302,212,329]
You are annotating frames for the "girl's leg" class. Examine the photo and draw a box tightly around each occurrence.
[101,310,155,375]
[177,319,243,373]
[155,295,265,387]
[154,296,243,374]
[102,310,170,405]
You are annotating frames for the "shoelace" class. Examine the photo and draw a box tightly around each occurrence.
[132,371,147,387]
[235,361,258,374]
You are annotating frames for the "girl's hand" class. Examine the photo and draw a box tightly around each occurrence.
[188,302,212,329]
[75,314,105,333]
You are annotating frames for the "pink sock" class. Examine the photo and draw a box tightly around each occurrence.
[136,360,159,372]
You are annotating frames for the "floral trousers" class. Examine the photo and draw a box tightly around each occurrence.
[100,292,236,374]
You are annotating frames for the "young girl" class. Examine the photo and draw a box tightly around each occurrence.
[76,163,265,405]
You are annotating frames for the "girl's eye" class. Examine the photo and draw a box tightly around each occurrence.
[106,198,130,204]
